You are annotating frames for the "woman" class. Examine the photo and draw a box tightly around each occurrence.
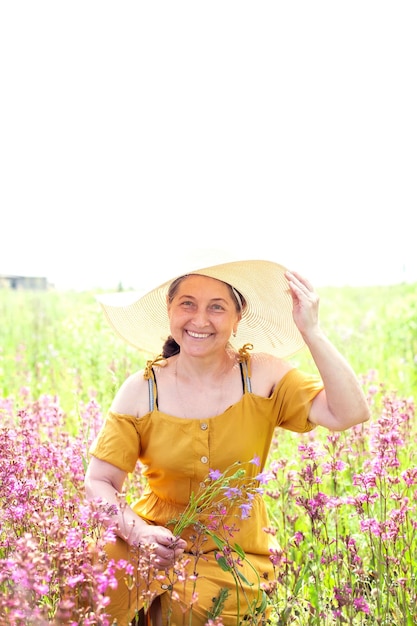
[85,259,370,625]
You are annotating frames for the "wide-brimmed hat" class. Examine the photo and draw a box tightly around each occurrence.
[96,259,305,358]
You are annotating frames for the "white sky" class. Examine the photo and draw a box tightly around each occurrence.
[1,1,416,291]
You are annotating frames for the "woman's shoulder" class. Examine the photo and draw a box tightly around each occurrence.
[248,351,293,396]
[249,351,291,374]
[110,368,150,418]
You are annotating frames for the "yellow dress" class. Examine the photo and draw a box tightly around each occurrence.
[89,364,323,626]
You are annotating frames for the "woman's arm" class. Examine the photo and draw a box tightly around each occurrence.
[286,270,370,431]
[85,456,186,566]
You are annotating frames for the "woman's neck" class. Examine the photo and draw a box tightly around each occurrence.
[174,348,237,383]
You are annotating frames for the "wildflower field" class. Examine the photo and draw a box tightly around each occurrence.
[1,283,417,625]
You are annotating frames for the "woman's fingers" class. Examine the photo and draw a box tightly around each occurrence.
[285,270,315,294]
[137,528,186,568]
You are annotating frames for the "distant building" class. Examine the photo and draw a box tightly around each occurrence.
[0,275,49,290]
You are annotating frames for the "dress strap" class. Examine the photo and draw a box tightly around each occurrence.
[147,369,158,411]
[143,354,167,379]
[144,355,166,411]
[238,344,253,393]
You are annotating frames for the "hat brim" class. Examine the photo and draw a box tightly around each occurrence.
[97,260,305,358]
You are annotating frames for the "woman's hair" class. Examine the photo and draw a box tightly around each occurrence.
[161,274,247,358]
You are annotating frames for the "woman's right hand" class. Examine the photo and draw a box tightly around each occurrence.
[133,524,187,569]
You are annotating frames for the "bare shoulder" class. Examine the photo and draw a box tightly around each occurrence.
[248,352,293,397]
[110,369,150,418]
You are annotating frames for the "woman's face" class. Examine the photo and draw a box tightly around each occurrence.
[167,274,241,357]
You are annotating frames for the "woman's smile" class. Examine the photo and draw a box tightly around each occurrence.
[186,330,213,339]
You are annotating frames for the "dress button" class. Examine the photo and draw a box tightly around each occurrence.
[200,422,208,430]
[200,481,206,489]
[201,455,208,464]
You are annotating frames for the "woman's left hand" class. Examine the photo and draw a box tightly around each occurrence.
[285,270,320,338]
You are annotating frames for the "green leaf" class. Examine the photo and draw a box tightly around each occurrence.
[236,570,253,586]
[215,555,232,572]
[209,533,226,550]
[257,591,269,613]
[233,542,246,559]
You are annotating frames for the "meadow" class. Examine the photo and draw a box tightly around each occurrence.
[0,282,416,625]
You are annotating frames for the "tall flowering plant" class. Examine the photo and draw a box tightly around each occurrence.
[262,375,417,625]
[0,393,118,625]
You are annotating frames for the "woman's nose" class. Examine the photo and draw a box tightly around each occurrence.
[191,309,210,327]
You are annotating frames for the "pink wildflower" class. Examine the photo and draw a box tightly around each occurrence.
[353,597,370,613]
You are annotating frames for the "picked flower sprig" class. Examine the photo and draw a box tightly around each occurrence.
[169,456,268,537]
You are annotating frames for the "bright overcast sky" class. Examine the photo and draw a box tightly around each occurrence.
[1,1,416,291]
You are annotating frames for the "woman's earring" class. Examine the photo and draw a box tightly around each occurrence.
[232,331,237,338]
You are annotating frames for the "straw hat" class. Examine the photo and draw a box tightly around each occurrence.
[96,259,305,358]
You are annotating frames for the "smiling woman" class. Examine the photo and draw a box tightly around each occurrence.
[85,258,370,625]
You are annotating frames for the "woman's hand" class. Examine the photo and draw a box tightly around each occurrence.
[285,270,320,339]
[134,524,187,569]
